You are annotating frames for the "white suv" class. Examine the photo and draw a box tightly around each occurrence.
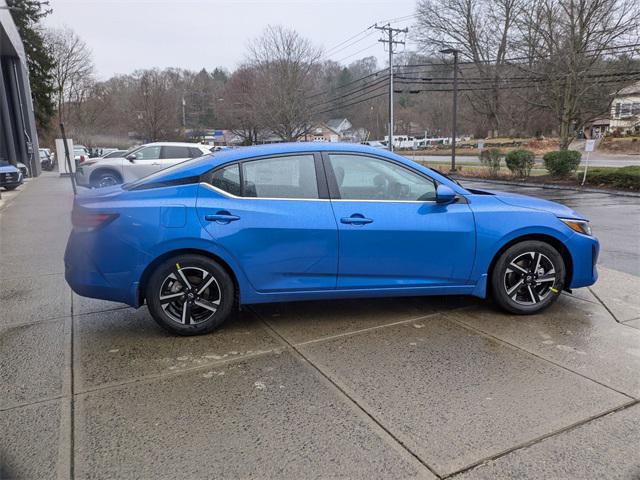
[76,142,212,188]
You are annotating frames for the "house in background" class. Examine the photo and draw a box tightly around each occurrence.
[610,81,640,134]
[307,118,368,143]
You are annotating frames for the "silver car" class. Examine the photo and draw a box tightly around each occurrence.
[75,142,212,188]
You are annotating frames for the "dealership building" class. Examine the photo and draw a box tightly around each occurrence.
[0,1,40,177]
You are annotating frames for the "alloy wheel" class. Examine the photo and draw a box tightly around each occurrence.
[97,175,119,188]
[503,251,557,306]
[158,266,221,325]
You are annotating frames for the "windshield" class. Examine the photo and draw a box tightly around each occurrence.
[0,160,12,167]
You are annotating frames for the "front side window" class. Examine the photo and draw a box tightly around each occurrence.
[210,163,241,196]
[329,154,436,201]
[242,155,318,199]
[189,147,205,158]
[134,146,161,160]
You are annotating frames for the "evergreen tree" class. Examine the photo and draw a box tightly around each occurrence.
[7,0,56,133]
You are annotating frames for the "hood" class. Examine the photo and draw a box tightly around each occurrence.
[475,188,586,220]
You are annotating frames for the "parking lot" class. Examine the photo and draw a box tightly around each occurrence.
[1,174,640,479]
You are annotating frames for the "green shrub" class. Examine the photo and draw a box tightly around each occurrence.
[505,149,535,178]
[583,166,640,190]
[543,150,581,177]
[480,148,502,176]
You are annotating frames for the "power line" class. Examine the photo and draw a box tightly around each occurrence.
[310,78,390,111]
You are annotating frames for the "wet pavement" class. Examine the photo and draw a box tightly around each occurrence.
[464,180,640,277]
[1,174,640,479]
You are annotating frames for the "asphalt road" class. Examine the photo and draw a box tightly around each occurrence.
[463,180,640,277]
[410,153,640,167]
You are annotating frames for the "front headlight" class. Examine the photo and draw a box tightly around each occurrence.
[560,218,592,236]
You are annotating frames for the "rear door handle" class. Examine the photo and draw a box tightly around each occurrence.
[205,211,240,224]
[340,214,373,225]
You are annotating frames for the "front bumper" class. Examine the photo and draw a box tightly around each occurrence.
[566,232,599,289]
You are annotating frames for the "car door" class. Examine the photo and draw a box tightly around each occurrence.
[196,153,339,292]
[124,145,162,182]
[324,153,476,289]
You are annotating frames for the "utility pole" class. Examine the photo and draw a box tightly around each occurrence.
[375,23,407,152]
[440,48,460,172]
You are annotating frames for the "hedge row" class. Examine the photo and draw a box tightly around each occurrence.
[583,166,640,190]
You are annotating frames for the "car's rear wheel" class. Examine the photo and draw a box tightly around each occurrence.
[91,170,122,188]
[491,240,565,314]
[146,254,235,335]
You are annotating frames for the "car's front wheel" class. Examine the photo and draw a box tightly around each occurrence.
[491,240,565,314]
[146,254,235,335]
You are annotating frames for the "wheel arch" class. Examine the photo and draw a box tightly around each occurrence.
[486,233,573,297]
[137,248,240,307]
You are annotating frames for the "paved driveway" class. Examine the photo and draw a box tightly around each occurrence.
[1,175,639,479]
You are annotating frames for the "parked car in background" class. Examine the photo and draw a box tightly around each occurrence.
[0,161,24,190]
[65,143,599,336]
[75,142,212,188]
[74,145,90,165]
[17,162,30,177]
[39,148,55,171]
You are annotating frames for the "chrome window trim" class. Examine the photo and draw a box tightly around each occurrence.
[200,182,442,203]
[200,182,331,202]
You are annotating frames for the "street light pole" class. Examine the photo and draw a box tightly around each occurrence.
[441,48,460,172]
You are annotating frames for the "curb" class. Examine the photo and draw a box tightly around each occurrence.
[454,177,640,198]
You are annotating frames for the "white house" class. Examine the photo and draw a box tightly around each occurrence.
[610,81,640,134]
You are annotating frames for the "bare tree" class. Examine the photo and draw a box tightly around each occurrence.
[516,0,640,148]
[414,0,526,135]
[46,26,94,124]
[218,66,262,144]
[247,25,322,141]
[130,69,180,142]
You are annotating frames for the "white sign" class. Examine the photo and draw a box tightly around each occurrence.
[585,139,596,152]
[477,139,485,150]
[55,138,75,174]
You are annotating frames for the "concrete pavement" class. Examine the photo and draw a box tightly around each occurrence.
[1,174,640,479]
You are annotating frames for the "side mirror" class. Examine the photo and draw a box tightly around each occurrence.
[436,184,456,204]
[126,154,136,163]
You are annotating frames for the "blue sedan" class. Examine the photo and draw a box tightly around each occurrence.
[65,143,598,335]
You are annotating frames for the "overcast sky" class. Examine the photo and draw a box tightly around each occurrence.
[45,0,418,80]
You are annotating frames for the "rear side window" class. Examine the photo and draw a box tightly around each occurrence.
[210,163,241,196]
[162,146,190,159]
[242,155,318,199]
[189,147,204,158]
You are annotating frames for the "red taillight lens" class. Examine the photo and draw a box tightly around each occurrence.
[72,209,118,230]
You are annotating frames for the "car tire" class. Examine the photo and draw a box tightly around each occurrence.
[146,254,235,336]
[91,170,122,188]
[491,240,565,315]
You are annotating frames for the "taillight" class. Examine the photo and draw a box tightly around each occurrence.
[79,155,87,163]
[72,209,119,231]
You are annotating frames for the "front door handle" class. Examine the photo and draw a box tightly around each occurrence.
[151,162,161,166]
[340,214,373,225]
[205,211,240,224]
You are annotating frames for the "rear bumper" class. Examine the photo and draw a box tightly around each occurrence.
[64,232,138,307]
[567,232,599,289]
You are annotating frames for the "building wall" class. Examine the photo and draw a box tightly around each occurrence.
[0,1,40,176]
